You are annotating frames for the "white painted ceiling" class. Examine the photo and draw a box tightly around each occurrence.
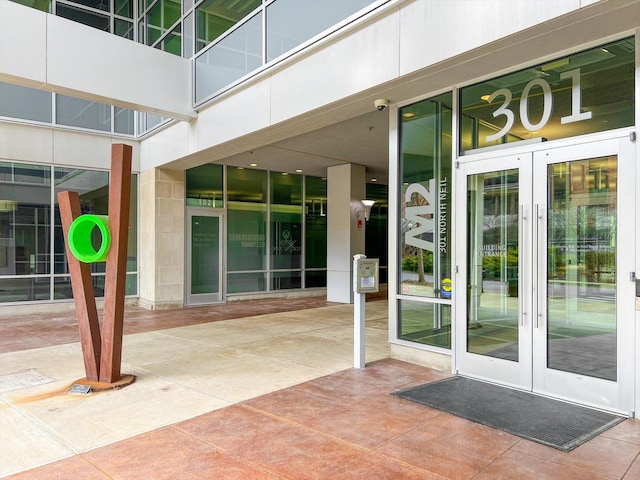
[218,109,390,183]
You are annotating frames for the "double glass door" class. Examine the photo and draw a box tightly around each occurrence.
[186,209,224,305]
[456,138,635,413]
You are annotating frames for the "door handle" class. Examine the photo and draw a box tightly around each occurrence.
[519,205,527,326]
[535,204,543,329]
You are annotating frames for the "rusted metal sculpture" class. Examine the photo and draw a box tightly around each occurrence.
[58,144,135,389]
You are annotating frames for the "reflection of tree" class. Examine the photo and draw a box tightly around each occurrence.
[401,193,432,284]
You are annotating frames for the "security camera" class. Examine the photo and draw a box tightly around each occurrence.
[374,99,389,111]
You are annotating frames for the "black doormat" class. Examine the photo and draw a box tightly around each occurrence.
[393,376,625,451]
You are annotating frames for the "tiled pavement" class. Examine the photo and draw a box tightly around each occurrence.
[1,297,639,479]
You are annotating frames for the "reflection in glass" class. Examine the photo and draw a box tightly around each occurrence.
[191,215,220,294]
[196,0,261,52]
[547,157,617,381]
[227,272,265,293]
[146,0,181,45]
[227,206,266,273]
[271,173,302,271]
[195,13,262,102]
[186,164,223,208]
[271,271,301,290]
[266,0,373,61]
[0,277,51,302]
[399,93,452,299]
[399,299,451,348]
[460,37,634,152]
[0,82,52,123]
[365,183,388,283]
[467,169,519,361]
[56,95,111,132]
[0,163,52,299]
[305,176,327,271]
[56,3,110,31]
[54,168,110,276]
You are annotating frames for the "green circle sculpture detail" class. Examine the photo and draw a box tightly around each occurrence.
[68,214,111,263]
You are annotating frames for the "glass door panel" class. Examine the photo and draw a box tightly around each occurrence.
[456,153,532,388]
[457,137,633,413]
[546,157,617,381]
[467,169,520,362]
[187,210,223,304]
[532,138,634,413]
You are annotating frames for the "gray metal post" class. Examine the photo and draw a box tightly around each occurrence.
[353,254,366,368]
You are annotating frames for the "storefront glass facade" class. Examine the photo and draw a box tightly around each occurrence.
[398,92,453,348]
[0,161,138,304]
[186,164,327,296]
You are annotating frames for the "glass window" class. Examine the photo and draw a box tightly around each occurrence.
[146,0,181,45]
[399,299,451,349]
[271,271,301,290]
[226,205,267,272]
[56,4,110,32]
[53,168,138,296]
[114,107,135,135]
[54,168,110,276]
[56,95,111,132]
[127,174,138,274]
[0,82,52,123]
[186,164,224,208]
[115,18,134,39]
[139,112,168,133]
[365,183,388,283]
[227,167,267,284]
[399,92,453,299]
[227,166,266,203]
[305,270,326,288]
[66,0,110,12]
[460,37,635,153]
[227,272,265,293]
[195,12,262,103]
[195,0,260,53]
[0,163,51,292]
[10,0,51,13]
[266,0,373,62]
[115,0,133,18]
[270,172,302,271]
[157,23,182,55]
[304,176,326,269]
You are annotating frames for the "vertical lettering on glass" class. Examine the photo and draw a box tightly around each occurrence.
[404,179,436,253]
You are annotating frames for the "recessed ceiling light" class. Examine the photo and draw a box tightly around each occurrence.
[403,112,415,118]
[296,169,303,173]
[370,178,378,182]
[237,166,244,170]
[481,94,491,101]
[282,172,288,175]
[250,163,257,167]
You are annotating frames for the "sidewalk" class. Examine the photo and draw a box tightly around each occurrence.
[1,299,639,479]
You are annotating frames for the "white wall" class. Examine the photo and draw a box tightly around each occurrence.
[141,0,619,172]
[0,0,194,121]
[0,122,140,171]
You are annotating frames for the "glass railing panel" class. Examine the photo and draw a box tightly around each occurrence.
[195,12,262,103]
[266,0,374,62]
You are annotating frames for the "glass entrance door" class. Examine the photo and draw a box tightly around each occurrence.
[187,209,223,304]
[456,137,635,413]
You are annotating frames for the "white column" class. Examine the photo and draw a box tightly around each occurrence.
[327,164,366,303]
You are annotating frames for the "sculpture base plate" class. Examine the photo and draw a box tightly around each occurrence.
[72,374,136,392]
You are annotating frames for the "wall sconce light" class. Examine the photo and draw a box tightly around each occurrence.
[361,199,375,221]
